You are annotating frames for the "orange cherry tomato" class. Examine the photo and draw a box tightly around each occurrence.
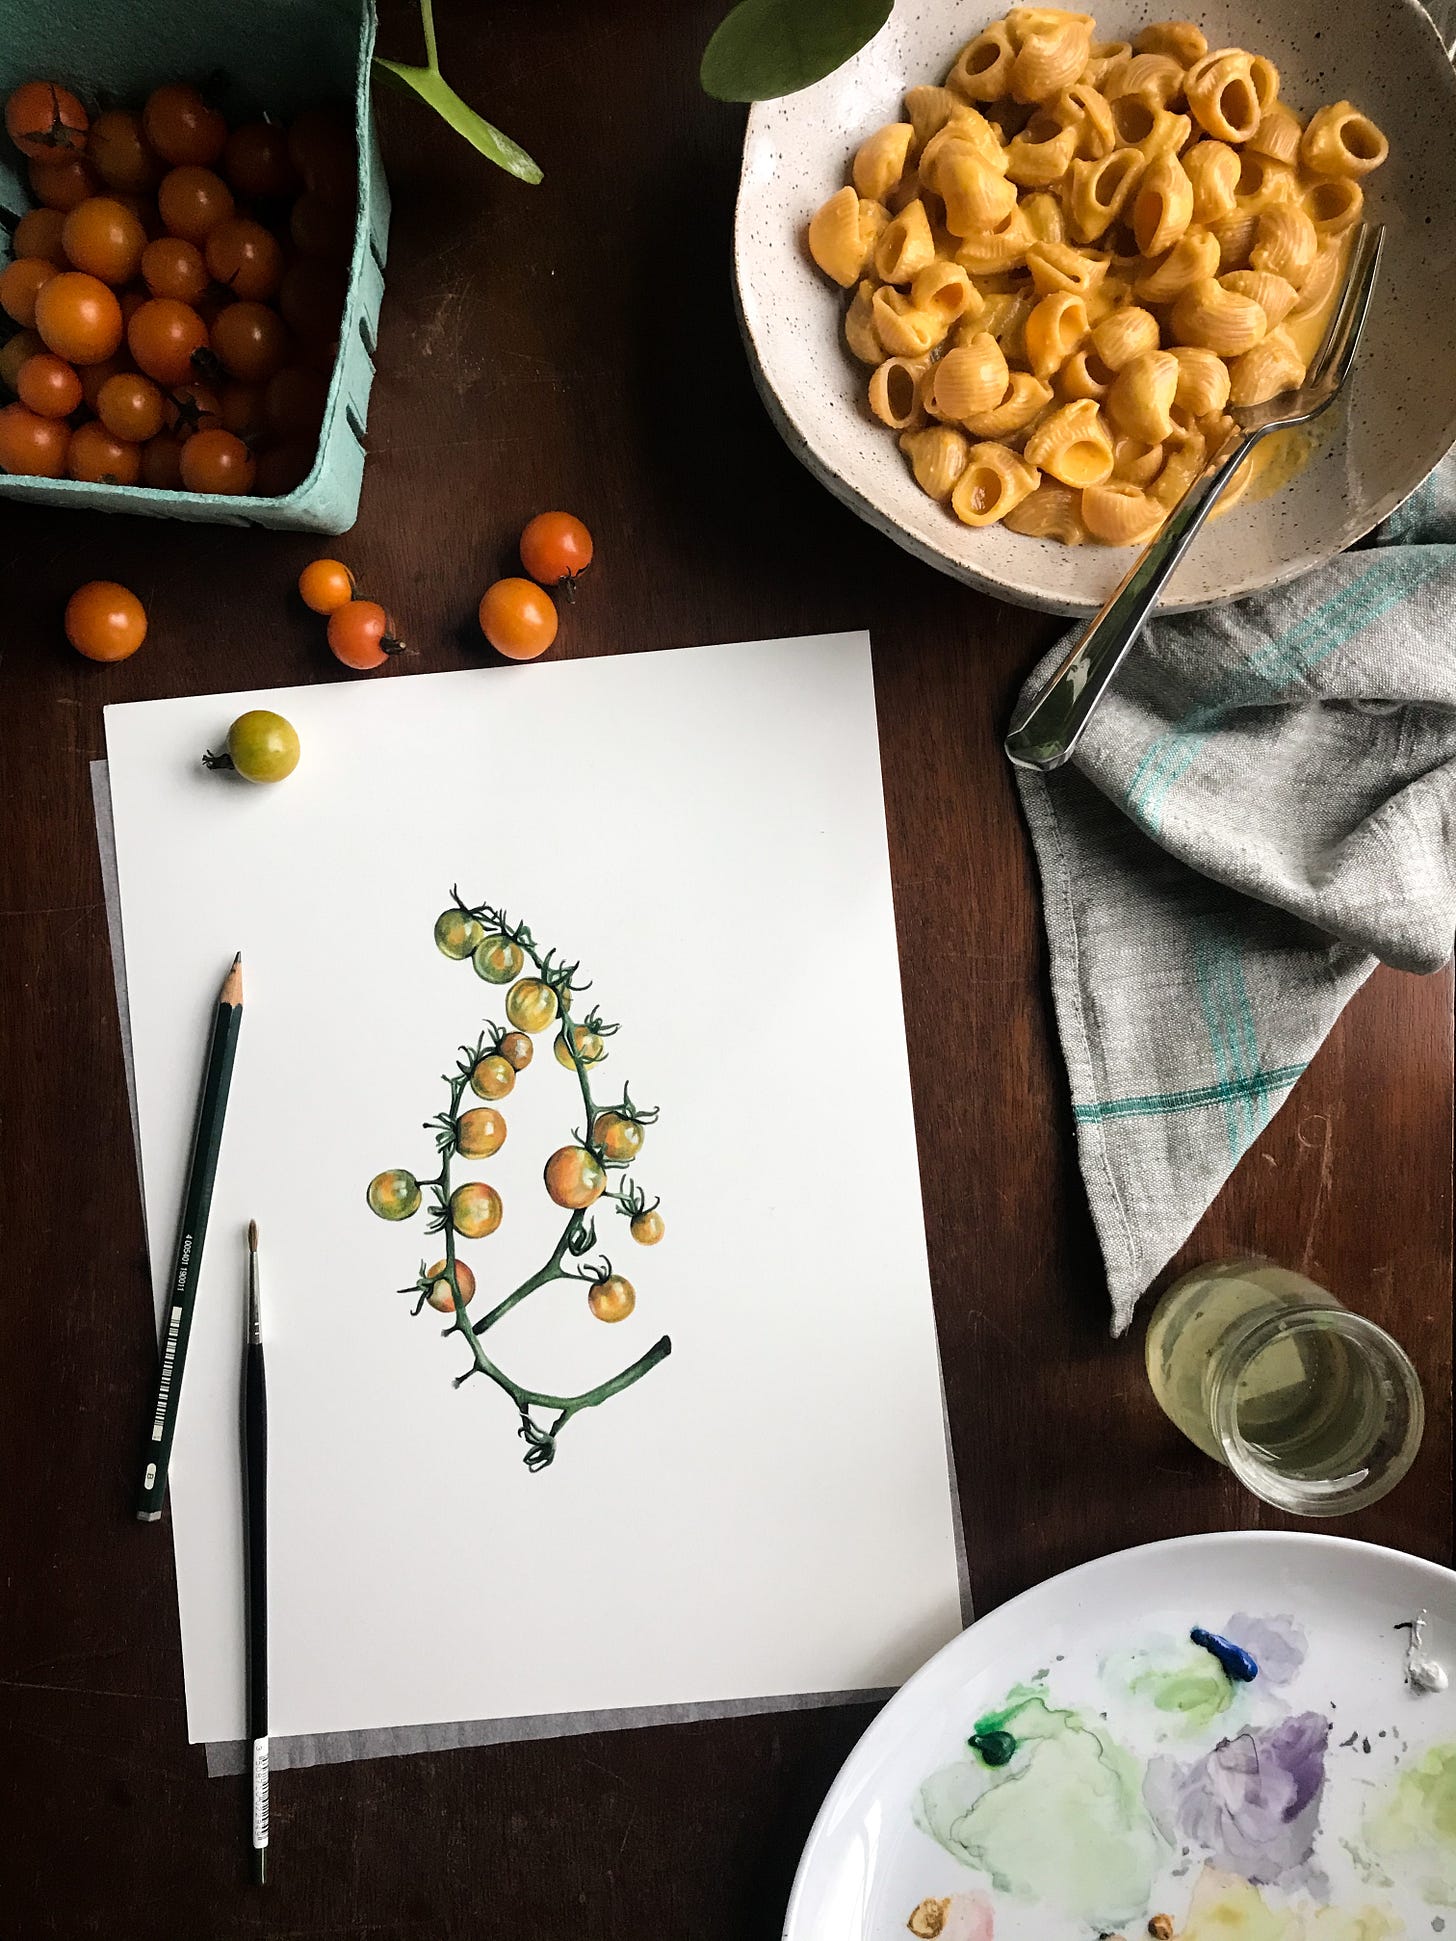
[12,206,66,263]
[27,155,99,212]
[478,578,558,661]
[77,351,130,412]
[0,402,69,476]
[5,81,88,163]
[127,297,208,386]
[164,382,221,440]
[223,121,296,199]
[0,330,44,393]
[178,426,255,495]
[205,218,284,301]
[0,257,57,328]
[157,165,234,244]
[65,580,147,660]
[219,381,265,438]
[210,300,288,382]
[140,236,208,303]
[298,557,355,614]
[16,352,82,418]
[33,270,123,364]
[140,432,185,489]
[519,511,594,594]
[61,195,146,284]
[143,83,226,168]
[68,419,141,484]
[87,108,161,193]
[327,599,402,670]
[97,372,166,442]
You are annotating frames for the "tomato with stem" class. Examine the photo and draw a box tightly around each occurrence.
[591,1111,645,1162]
[450,1182,503,1239]
[366,1169,420,1220]
[520,511,594,598]
[0,257,57,329]
[478,577,557,660]
[128,297,208,385]
[506,978,558,1034]
[472,935,523,984]
[164,380,221,438]
[12,206,66,263]
[6,81,88,163]
[16,352,81,418]
[555,1024,605,1069]
[210,299,287,383]
[87,109,160,193]
[469,1053,515,1101]
[588,1274,635,1323]
[205,218,283,302]
[179,427,255,495]
[424,1257,475,1314]
[204,709,300,783]
[498,1031,533,1072]
[157,165,234,244]
[68,421,141,484]
[61,196,145,284]
[433,909,483,960]
[0,403,68,476]
[143,83,225,168]
[64,580,147,661]
[327,599,404,670]
[140,236,207,303]
[456,1107,506,1159]
[299,558,356,615]
[630,1206,665,1246]
[544,1145,606,1210]
[97,372,165,442]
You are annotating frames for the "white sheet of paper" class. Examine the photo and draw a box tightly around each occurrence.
[104,633,963,1745]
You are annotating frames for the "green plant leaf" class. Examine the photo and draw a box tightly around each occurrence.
[373,58,543,184]
[700,0,893,102]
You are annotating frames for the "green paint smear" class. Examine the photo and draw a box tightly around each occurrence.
[915,1686,1162,1925]
[1363,1742,1456,1906]
[1103,1638,1235,1733]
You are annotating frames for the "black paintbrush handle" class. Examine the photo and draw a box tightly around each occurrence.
[244,1337,268,1881]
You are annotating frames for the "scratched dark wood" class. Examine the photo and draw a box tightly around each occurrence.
[0,2,1450,1935]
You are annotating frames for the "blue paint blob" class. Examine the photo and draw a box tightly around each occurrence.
[1190,1626,1259,1682]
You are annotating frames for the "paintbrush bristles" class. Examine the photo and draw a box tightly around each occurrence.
[248,1220,258,1251]
[220,953,244,1007]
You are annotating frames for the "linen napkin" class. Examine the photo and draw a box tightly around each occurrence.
[1014,454,1456,1332]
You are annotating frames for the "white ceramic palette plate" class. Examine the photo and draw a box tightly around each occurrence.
[784,1533,1456,1937]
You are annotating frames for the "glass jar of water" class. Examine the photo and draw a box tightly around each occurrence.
[1145,1259,1424,1515]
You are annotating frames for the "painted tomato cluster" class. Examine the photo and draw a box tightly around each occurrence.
[1,78,354,495]
[363,896,670,1472]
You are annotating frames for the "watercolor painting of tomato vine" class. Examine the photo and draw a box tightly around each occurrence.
[365,892,670,1472]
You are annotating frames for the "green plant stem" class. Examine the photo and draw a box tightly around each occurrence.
[419,0,440,71]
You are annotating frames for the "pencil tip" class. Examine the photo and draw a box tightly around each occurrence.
[248,1219,258,1250]
[220,953,244,1006]
[233,951,241,967]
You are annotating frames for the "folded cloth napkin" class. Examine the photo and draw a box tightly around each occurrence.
[1014,453,1456,1333]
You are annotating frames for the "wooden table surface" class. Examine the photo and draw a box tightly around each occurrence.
[1,3,1451,1933]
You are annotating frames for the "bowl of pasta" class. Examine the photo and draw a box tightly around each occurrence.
[734,0,1456,613]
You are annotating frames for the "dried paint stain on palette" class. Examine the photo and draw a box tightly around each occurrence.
[906,1613,1456,1936]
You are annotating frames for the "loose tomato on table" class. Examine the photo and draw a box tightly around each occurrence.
[298,557,355,614]
[478,578,558,660]
[64,580,147,662]
[327,599,403,671]
[519,511,594,596]
[204,710,300,784]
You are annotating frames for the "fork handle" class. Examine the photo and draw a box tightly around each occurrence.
[1004,427,1256,772]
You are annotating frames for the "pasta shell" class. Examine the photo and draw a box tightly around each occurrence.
[971,291,1033,362]
[1207,207,1260,271]
[1287,241,1341,319]
[1249,55,1280,116]
[1056,346,1115,400]
[843,279,883,364]
[1134,20,1207,65]
[1091,304,1161,370]
[911,260,981,325]
[1021,191,1067,242]
[1152,427,1209,509]
[1132,153,1194,255]
[1110,433,1165,484]
[920,109,1009,178]
[1059,81,1116,158]
[1104,52,1184,110]
[1027,239,1109,296]
[1137,108,1193,166]
[1135,224,1219,300]
[1302,102,1387,176]
[1106,347,1180,442]
[1005,112,1081,187]
[933,144,1020,235]
[962,369,1053,436]
[1003,476,1089,540]
[1169,344,1231,417]
[1009,14,1094,106]
[1169,275,1268,354]
[1235,152,1299,208]
[1250,203,1317,285]
[904,86,968,148]
[1185,50,1262,143]
[932,334,1012,420]
[954,205,1035,273]
[949,22,1017,102]
[809,186,888,287]
[1220,268,1297,327]
[868,356,930,428]
[1304,176,1363,237]
[1226,325,1306,406]
[1080,41,1131,90]
[1185,141,1241,222]
[853,123,915,203]
[1025,290,1091,375]
[1082,479,1166,543]
[951,440,1041,522]
[1023,397,1115,484]
[1066,147,1145,242]
[871,287,944,357]
[1248,102,1302,165]
[899,423,972,499]
[874,198,937,283]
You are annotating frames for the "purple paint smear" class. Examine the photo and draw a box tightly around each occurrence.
[1144,1713,1330,1890]
[1223,1613,1309,1687]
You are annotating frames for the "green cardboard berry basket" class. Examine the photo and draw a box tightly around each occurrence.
[0,0,388,531]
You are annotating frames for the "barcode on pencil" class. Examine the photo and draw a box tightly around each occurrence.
[150,1306,184,1442]
[252,1739,270,1848]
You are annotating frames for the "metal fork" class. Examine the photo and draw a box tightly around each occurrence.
[1003,223,1385,773]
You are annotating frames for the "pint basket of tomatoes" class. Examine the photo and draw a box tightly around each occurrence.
[0,0,389,531]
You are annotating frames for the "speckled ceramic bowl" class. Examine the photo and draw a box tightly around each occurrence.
[735,0,1456,614]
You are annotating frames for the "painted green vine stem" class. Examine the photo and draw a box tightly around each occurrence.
[372,894,670,1471]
